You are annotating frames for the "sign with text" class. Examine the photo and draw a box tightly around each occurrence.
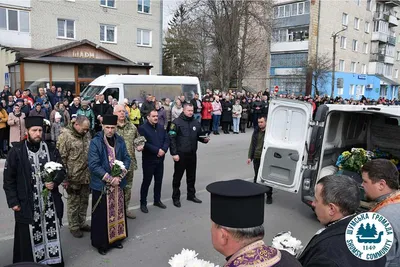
[72,50,96,59]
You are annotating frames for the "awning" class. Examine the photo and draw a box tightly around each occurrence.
[376,74,400,86]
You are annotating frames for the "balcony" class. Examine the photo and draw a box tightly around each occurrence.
[374,12,390,21]
[377,0,400,7]
[389,15,399,26]
[271,40,309,53]
[370,53,385,62]
[372,32,389,43]
[385,55,395,64]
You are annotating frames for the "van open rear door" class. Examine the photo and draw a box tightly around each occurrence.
[257,99,313,193]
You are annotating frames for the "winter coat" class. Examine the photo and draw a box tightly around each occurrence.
[232,104,243,118]
[88,131,131,192]
[252,101,263,114]
[221,101,233,122]
[50,109,70,127]
[29,109,46,118]
[172,106,183,121]
[8,112,26,145]
[157,107,167,127]
[76,107,95,130]
[163,104,172,122]
[138,121,170,161]
[212,101,222,116]
[129,108,141,125]
[298,215,386,267]
[190,98,202,114]
[169,113,208,156]
[3,141,65,224]
[241,102,250,121]
[201,101,212,120]
[51,122,62,142]
[69,104,81,117]
[140,100,155,118]
[0,108,8,129]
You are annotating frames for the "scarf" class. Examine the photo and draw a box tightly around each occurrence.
[371,190,400,212]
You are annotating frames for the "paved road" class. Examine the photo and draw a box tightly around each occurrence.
[0,131,321,266]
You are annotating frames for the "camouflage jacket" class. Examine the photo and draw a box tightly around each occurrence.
[56,124,91,184]
[116,119,139,171]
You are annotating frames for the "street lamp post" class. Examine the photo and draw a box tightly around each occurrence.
[331,27,347,98]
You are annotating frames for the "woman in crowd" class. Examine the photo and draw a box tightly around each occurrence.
[7,104,26,147]
[172,98,183,121]
[129,102,141,128]
[232,98,242,134]
[212,96,222,135]
[221,96,232,134]
[0,104,8,158]
[201,97,212,132]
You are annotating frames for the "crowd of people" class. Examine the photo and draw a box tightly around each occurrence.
[1,83,400,267]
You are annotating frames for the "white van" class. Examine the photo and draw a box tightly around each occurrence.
[80,74,202,104]
[257,99,400,209]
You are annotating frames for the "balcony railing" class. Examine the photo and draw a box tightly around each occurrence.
[370,53,385,62]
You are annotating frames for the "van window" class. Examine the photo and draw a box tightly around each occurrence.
[80,85,105,100]
[104,88,119,102]
[124,84,154,103]
[182,84,198,101]
[153,84,182,101]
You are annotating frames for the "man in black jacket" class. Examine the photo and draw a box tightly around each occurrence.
[140,94,155,119]
[298,175,386,267]
[138,110,170,213]
[3,116,66,266]
[93,94,112,132]
[190,93,202,123]
[169,103,209,208]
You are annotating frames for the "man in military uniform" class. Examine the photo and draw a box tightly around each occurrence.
[207,179,302,267]
[169,103,209,208]
[114,104,143,219]
[57,116,91,238]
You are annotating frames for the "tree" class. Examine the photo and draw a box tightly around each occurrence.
[357,223,366,236]
[306,53,332,96]
[163,4,199,76]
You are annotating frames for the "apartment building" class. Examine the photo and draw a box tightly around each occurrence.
[0,0,163,94]
[271,0,400,100]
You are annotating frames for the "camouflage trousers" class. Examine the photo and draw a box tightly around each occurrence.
[67,183,90,231]
[123,168,134,209]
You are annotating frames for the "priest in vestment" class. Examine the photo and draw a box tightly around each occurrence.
[3,116,66,266]
[206,179,302,267]
[88,114,131,255]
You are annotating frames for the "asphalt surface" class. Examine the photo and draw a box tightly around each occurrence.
[0,130,321,266]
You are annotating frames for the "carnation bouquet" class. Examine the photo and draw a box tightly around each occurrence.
[42,162,63,208]
[271,231,303,257]
[169,249,219,267]
[111,160,125,177]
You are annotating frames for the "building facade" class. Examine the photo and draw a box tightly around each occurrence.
[0,0,162,94]
[270,0,400,100]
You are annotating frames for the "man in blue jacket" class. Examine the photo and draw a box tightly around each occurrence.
[88,114,131,255]
[138,110,170,213]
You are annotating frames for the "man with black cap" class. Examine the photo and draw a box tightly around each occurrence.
[206,179,301,267]
[3,116,66,266]
[88,114,131,255]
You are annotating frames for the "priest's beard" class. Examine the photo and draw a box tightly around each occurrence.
[28,134,42,145]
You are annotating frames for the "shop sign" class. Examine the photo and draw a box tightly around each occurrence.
[72,50,96,59]
[358,75,367,80]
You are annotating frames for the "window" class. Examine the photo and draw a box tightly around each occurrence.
[367,0,372,11]
[291,3,298,16]
[395,69,399,78]
[352,39,358,52]
[349,84,355,95]
[275,1,309,18]
[354,17,360,30]
[342,13,348,26]
[361,85,365,96]
[351,61,357,73]
[137,29,151,46]
[356,0,361,5]
[138,0,150,13]
[278,6,284,18]
[365,21,370,33]
[100,0,115,7]
[0,7,30,32]
[397,51,400,60]
[340,36,347,48]
[305,1,310,13]
[339,60,345,71]
[362,64,367,74]
[100,24,116,43]
[285,5,291,17]
[363,42,369,54]
[298,2,304,14]
[386,64,393,76]
[57,19,75,39]
[337,87,344,95]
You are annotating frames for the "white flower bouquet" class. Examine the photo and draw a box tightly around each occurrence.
[42,162,63,207]
[271,231,303,256]
[169,249,219,267]
[111,160,125,177]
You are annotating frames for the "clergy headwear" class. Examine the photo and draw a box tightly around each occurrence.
[102,114,118,126]
[25,116,44,129]
[206,179,268,228]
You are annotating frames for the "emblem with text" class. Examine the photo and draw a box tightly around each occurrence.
[345,212,393,261]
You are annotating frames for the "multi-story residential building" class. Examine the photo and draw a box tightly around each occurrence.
[270,0,400,100]
[0,0,163,95]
